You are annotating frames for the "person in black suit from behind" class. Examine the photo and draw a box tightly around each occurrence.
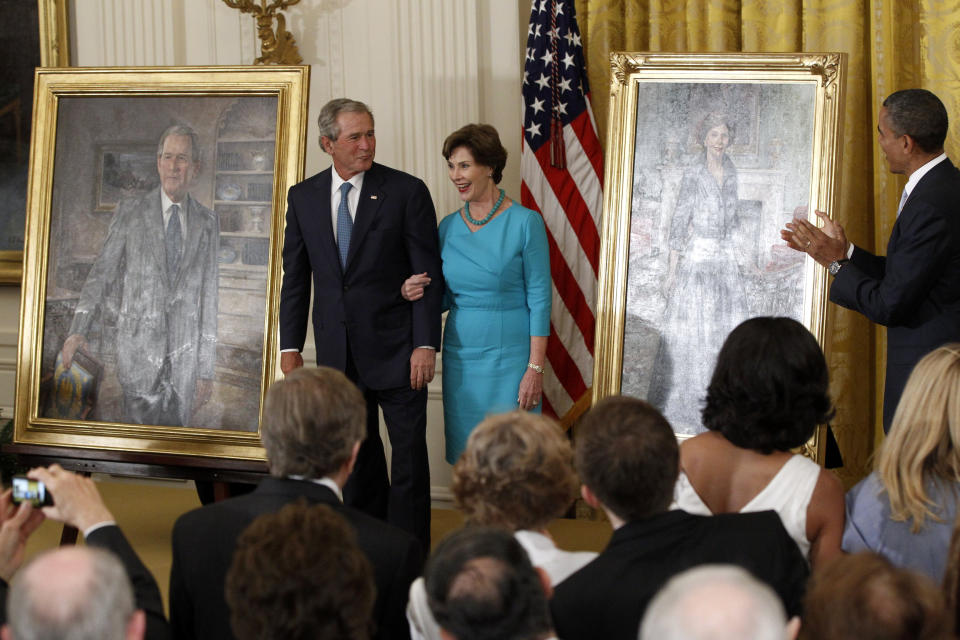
[169,366,423,640]
[279,98,443,549]
[550,396,808,640]
[783,89,960,431]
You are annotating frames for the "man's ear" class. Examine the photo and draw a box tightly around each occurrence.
[535,566,554,599]
[439,629,457,640]
[126,609,146,640]
[2,623,12,640]
[580,484,600,509]
[785,616,800,640]
[320,136,333,153]
[345,440,361,476]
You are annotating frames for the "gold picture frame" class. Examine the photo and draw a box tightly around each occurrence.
[0,0,70,285]
[16,66,310,461]
[593,53,846,450]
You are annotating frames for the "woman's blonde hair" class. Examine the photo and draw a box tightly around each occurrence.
[877,344,960,531]
[451,411,578,531]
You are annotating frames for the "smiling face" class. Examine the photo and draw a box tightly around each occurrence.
[156,134,197,203]
[322,111,376,180]
[703,124,730,162]
[447,146,496,203]
[877,106,908,175]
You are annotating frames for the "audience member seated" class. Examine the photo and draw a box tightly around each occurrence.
[170,366,423,640]
[942,518,960,636]
[673,316,844,567]
[226,501,375,640]
[800,552,950,640]
[424,526,558,640]
[406,412,595,640]
[0,465,168,640]
[551,396,808,640]
[844,344,960,581]
[4,547,143,640]
[640,565,800,640]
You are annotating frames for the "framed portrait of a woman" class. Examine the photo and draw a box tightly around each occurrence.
[594,53,846,444]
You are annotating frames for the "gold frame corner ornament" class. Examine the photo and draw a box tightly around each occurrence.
[592,52,847,461]
[16,66,311,461]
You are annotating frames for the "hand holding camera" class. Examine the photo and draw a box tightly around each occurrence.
[24,465,115,532]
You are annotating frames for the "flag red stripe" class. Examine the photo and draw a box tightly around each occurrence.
[546,323,588,400]
[531,143,601,275]
[570,102,604,181]
[523,181,597,350]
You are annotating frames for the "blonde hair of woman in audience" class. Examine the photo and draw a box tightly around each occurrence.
[672,317,844,568]
[406,411,596,640]
[843,344,960,581]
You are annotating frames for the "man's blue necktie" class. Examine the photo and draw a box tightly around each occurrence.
[166,203,182,278]
[337,182,353,269]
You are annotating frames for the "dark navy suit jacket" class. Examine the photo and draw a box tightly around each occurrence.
[831,158,960,428]
[279,163,443,389]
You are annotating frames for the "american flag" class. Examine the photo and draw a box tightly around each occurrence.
[521,0,604,421]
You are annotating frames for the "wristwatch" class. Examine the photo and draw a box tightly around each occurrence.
[828,259,849,276]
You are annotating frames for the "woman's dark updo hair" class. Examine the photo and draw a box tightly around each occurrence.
[696,112,736,147]
[442,123,508,184]
[702,316,834,453]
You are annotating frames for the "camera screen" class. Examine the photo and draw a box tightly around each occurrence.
[11,477,46,507]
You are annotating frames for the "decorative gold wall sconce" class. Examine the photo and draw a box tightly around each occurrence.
[222,0,303,65]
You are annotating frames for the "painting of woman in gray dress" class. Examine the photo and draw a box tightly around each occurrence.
[621,82,814,435]
[648,113,749,430]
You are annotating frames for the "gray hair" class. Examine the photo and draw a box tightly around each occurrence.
[317,98,374,143]
[157,123,201,165]
[639,565,787,640]
[8,547,136,640]
[262,366,366,479]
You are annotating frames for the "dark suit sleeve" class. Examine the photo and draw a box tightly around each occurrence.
[86,525,170,640]
[849,245,886,280]
[831,200,952,326]
[279,187,313,351]
[403,179,443,349]
[376,536,423,640]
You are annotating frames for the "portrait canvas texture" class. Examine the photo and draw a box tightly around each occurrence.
[39,95,278,433]
[622,82,815,435]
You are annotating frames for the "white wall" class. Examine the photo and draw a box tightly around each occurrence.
[2,0,526,505]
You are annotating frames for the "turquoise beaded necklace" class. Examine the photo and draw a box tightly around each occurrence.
[464,188,506,226]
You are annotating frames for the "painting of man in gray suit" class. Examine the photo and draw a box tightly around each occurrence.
[59,124,219,427]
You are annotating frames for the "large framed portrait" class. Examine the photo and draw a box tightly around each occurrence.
[594,53,846,443]
[0,0,70,284]
[15,66,310,460]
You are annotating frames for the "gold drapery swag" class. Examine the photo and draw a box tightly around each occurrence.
[575,0,960,486]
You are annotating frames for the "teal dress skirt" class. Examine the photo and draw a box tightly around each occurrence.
[439,203,551,463]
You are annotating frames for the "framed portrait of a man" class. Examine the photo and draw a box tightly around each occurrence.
[0,0,69,284]
[15,66,309,460]
[594,53,845,446]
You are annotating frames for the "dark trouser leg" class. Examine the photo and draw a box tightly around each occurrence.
[342,388,390,520]
[377,384,430,550]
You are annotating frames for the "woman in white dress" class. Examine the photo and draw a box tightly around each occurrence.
[672,316,845,568]
[407,411,595,640]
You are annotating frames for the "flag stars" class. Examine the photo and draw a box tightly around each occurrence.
[555,102,568,116]
[558,77,572,93]
[534,23,542,38]
[561,52,575,69]
[527,121,542,138]
[535,73,551,90]
[537,0,547,12]
[530,97,546,115]
[540,50,554,66]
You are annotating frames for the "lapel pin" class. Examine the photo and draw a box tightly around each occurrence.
[370,195,378,200]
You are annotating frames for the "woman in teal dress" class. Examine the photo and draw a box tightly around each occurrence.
[402,124,551,463]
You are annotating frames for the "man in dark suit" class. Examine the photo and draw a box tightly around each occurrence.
[783,89,960,431]
[279,98,442,548]
[551,397,808,640]
[169,366,423,640]
[0,465,169,640]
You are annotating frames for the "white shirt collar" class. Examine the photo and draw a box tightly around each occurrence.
[287,475,343,502]
[160,190,187,226]
[330,169,365,197]
[904,152,947,199]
